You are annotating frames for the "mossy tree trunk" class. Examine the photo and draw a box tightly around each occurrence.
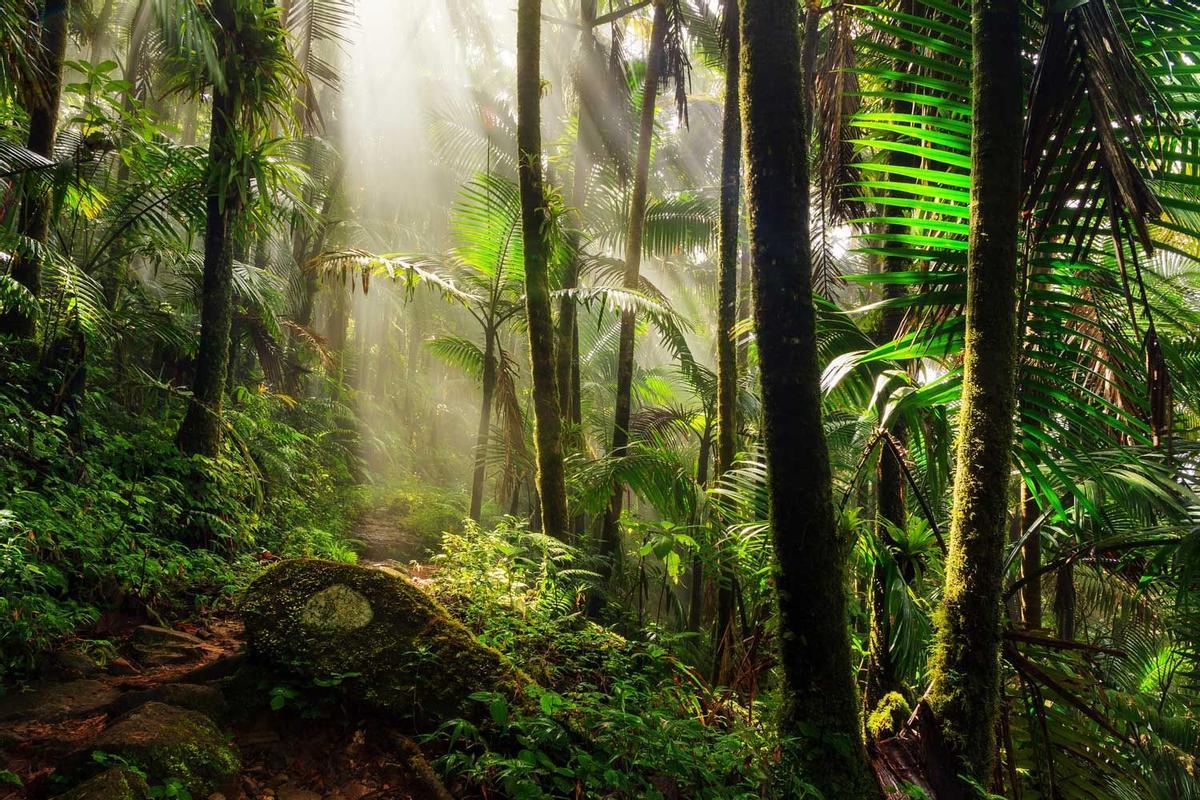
[926,0,1023,783]
[738,0,879,795]
[176,47,243,457]
[517,0,570,541]
[599,0,668,567]
[0,0,70,338]
[469,326,499,522]
[712,0,741,684]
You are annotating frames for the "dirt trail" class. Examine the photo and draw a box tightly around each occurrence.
[0,508,447,800]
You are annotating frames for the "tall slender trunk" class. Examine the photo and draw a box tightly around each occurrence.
[89,0,116,63]
[926,0,1023,782]
[517,0,570,541]
[0,0,70,338]
[555,0,597,426]
[176,61,242,457]
[599,0,668,566]
[1019,481,1042,628]
[711,0,741,684]
[739,1,879,795]
[688,420,712,632]
[469,327,499,522]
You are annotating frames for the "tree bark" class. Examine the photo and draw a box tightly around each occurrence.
[554,0,598,428]
[1019,482,1042,629]
[0,0,70,338]
[176,43,242,457]
[469,328,499,522]
[926,0,1023,783]
[712,0,741,685]
[599,0,668,567]
[517,0,570,541]
[739,0,879,795]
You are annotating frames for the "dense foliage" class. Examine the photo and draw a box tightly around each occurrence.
[1,0,1200,797]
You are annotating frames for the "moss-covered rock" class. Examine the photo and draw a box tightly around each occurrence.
[108,683,230,725]
[241,559,526,724]
[51,767,149,800]
[65,702,239,797]
[867,691,912,741]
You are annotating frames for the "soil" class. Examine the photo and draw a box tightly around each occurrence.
[0,510,451,800]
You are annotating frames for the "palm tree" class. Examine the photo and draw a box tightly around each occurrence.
[0,0,71,338]
[739,0,879,795]
[175,0,298,456]
[600,0,689,568]
[516,0,569,540]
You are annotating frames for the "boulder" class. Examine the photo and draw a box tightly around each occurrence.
[108,684,230,724]
[241,559,526,724]
[51,767,149,800]
[0,679,120,722]
[65,702,240,798]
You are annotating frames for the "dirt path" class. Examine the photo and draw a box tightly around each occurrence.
[0,509,447,800]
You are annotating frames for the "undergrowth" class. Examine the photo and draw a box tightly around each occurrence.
[425,519,784,799]
[0,353,364,679]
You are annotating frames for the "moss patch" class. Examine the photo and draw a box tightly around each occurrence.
[52,767,149,800]
[867,691,912,740]
[67,702,239,797]
[241,559,527,725]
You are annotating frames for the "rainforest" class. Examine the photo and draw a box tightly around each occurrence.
[1,0,1199,798]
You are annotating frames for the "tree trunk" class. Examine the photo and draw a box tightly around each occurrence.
[554,0,597,425]
[926,0,1023,783]
[712,0,741,685]
[469,328,499,522]
[517,0,570,542]
[599,0,668,567]
[0,0,70,338]
[688,421,712,632]
[1019,482,1042,629]
[739,1,879,795]
[176,64,242,457]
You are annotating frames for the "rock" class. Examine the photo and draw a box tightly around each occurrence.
[108,684,230,724]
[105,657,141,677]
[130,626,206,667]
[45,650,100,680]
[51,767,149,800]
[241,559,527,725]
[0,679,121,722]
[65,702,240,798]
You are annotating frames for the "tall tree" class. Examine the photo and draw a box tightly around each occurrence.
[0,0,71,338]
[739,0,879,795]
[516,0,569,540]
[600,0,680,566]
[925,0,1023,783]
[176,0,244,456]
[554,0,598,430]
[176,0,294,456]
[711,0,741,684]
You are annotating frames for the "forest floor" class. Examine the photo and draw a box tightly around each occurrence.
[0,508,451,800]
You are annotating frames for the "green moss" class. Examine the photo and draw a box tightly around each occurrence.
[52,768,149,800]
[867,691,911,740]
[241,559,528,725]
[72,702,239,798]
